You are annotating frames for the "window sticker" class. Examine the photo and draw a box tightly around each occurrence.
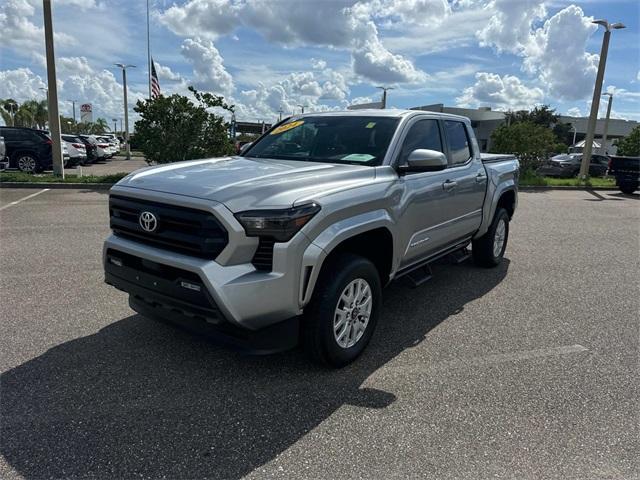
[342,153,376,162]
[270,120,305,135]
[365,122,376,129]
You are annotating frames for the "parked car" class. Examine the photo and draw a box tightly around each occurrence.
[0,135,8,170]
[0,126,53,172]
[62,135,88,166]
[104,110,519,367]
[102,134,121,153]
[76,135,99,163]
[608,155,639,194]
[537,153,609,178]
[62,142,70,167]
[80,135,109,160]
[96,136,116,157]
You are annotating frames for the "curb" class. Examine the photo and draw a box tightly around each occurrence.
[1,182,113,190]
[519,186,619,191]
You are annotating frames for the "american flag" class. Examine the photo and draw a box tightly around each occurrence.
[151,59,161,98]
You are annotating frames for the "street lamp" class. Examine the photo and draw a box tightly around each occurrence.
[112,118,118,134]
[600,93,613,155]
[114,63,136,160]
[579,19,625,178]
[297,104,307,114]
[68,99,77,124]
[376,86,394,109]
[42,0,63,177]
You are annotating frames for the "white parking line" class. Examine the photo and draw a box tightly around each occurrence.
[0,188,50,211]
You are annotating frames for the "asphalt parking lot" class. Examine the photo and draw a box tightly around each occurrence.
[1,188,638,480]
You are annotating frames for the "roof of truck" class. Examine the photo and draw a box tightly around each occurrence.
[294,108,470,122]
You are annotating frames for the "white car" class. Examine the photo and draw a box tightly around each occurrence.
[97,136,116,157]
[82,135,111,159]
[102,134,121,153]
[62,135,88,166]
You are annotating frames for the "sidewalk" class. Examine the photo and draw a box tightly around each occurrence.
[71,157,148,176]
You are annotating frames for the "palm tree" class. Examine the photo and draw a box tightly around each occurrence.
[92,118,109,134]
[1,99,19,126]
[19,100,48,129]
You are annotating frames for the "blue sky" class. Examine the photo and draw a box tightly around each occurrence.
[1,0,638,126]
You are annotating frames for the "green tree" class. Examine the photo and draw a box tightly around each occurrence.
[506,105,559,127]
[92,118,109,134]
[133,87,234,164]
[490,122,557,172]
[614,126,640,156]
[60,116,77,134]
[18,100,48,128]
[1,99,19,126]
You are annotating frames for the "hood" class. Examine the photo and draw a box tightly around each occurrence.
[115,156,377,212]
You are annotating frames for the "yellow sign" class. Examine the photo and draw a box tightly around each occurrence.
[365,122,376,129]
[270,120,305,135]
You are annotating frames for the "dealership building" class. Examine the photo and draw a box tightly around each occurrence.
[411,103,639,155]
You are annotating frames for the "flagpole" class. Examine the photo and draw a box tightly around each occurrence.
[146,0,151,99]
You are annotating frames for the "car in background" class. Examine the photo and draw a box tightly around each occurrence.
[0,135,8,170]
[76,135,98,163]
[102,134,121,153]
[80,135,110,161]
[608,156,639,194]
[0,126,53,173]
[537,153,609,178]
[61,135,88,166]
[62,143,70,167]
[96,136,116,157]
[62,135,87,165]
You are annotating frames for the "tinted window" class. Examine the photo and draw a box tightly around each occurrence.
[247,116,399,166]
[398,119,443,166]
[444,121,472,165]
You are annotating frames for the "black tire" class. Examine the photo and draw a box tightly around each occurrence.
[14,153,38,173]
[472,208,510,268]
[303,253,382,368]
[619,182,638,195]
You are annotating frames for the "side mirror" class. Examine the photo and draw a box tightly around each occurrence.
[398,149,447,173]
[239,142,252,155]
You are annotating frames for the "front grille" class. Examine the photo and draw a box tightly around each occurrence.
[252,238,275,271]
[109,195,228,259]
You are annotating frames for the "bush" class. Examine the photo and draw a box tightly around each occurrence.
[614,126,640,157]
[490,122,557,172]
[134,87,235,164]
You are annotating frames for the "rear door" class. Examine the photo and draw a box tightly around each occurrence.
[438,120,486,241]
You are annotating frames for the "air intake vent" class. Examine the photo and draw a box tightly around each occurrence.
[252,238,275,271]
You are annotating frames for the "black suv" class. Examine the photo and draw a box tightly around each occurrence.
[0,126,53,173]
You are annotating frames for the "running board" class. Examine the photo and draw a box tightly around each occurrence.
[448,247,472,264]
[404,264,432,288]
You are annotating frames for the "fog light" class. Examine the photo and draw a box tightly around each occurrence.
[180,281,201,292]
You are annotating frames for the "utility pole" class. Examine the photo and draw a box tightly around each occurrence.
[376,86,394,109]
[112,118,118,134]
[297,104,307,114]
[600,93,613,154]
[43,0,64,177]
[115,63,135,160]
[68,99,76,123]
[579,19,625,178]
[278,109,283,121]
[146,0,152,99]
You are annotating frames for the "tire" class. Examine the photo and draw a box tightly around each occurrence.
[472,208,510,268]
[303,253,382,368]
[619,182,638,195]
[15,153,38,173]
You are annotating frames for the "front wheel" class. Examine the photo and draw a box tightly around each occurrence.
[472,208,510,268]
[16,154,39,173]
[303,253,381,368]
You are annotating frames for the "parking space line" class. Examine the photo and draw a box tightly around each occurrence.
[0,188,50,211]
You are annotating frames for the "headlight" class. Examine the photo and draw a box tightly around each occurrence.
[235,203,321,242]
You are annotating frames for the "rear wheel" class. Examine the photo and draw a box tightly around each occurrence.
[472,208,510,268]
[16,154,39,173]
[619,182,638,194]
[303,253,381,367]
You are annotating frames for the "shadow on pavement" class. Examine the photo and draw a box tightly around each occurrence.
[1,260,509,479]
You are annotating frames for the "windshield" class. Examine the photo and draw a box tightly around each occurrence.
[245,116,400,166]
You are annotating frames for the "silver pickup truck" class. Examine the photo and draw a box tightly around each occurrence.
[104,110,519,366]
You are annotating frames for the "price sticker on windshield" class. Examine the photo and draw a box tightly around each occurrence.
[270,120,304,135]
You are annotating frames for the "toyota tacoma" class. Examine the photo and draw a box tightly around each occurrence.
[104,110,519,367]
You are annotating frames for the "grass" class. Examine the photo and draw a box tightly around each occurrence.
[0,171,129,184]
[519,171,616,188]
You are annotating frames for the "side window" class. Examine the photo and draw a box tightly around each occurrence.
[398,119,442,166]
[444,121,472,165]
[1,129,17,141]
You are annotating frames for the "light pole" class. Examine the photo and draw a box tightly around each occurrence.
[112,118,118,134]
[572,125,578,147]
[68,99,77,124]
[376,86,394,109]
[278,109,283,121]
[579,19,625,178]
[297,104,307,114]
[600,93,613,154]
[114,63,136,160]
[42,0,63,177]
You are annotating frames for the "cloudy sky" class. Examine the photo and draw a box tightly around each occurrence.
[1,0,638,126]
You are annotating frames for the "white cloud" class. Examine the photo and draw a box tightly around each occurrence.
[154,63,183,82]
[566,107,582,117]
[456,71,544,110]
[605,85,640,102]
[0,68,47,101]
[181,37,234,95]
[522,5,598,101]
[368,0,451,26]
[477,0,546,53]
[157,0,240,39]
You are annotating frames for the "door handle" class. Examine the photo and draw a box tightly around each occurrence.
[476,171,487,182]
[442,179,458,191]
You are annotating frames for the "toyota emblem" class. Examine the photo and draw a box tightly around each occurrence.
[139,211,158,232]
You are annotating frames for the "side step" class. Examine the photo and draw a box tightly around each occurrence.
[448,247,472,264]
[404,264,433,288]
